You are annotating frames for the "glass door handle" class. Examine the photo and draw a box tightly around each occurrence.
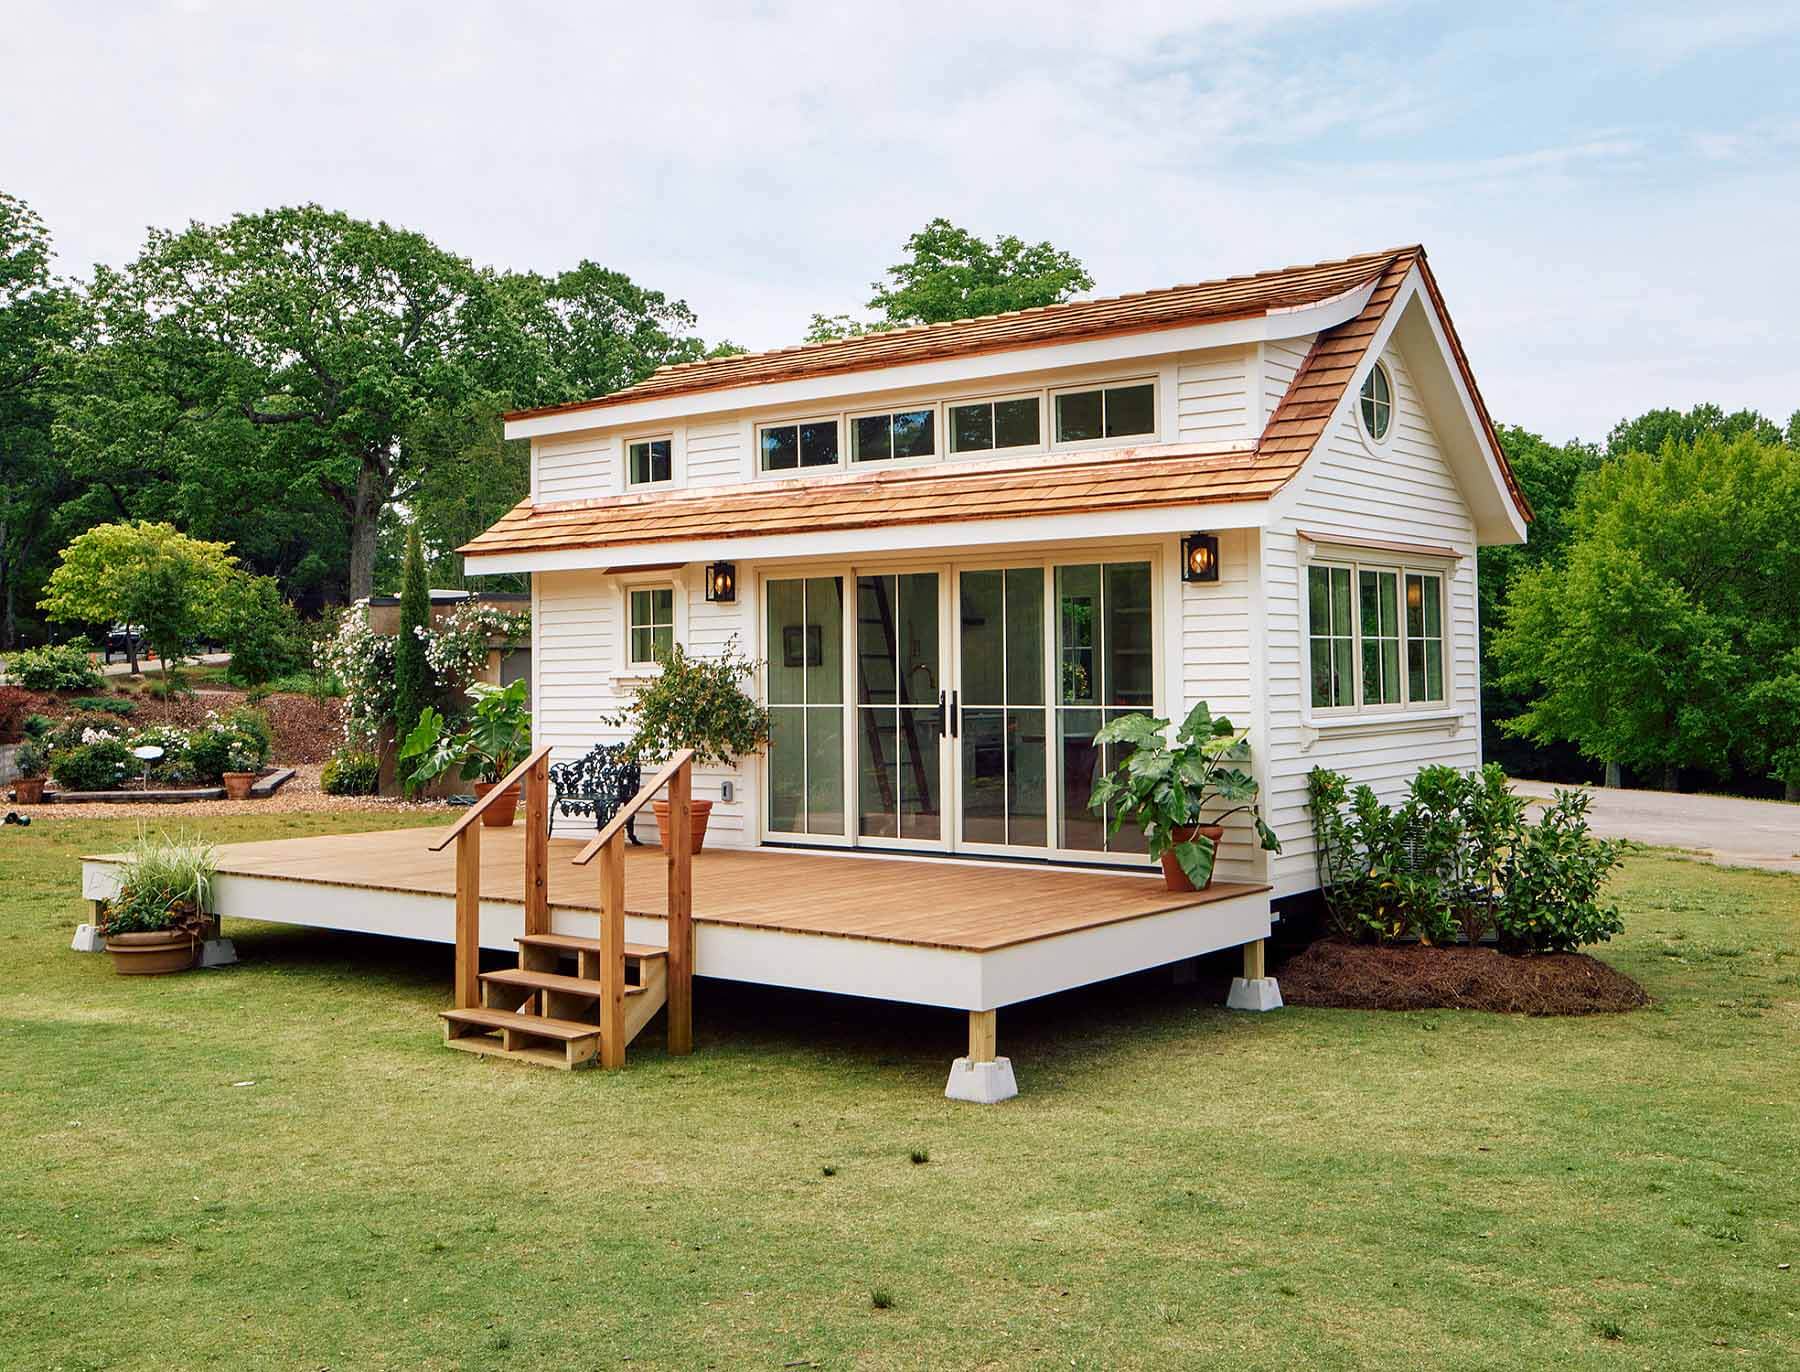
[950,690,959,738]
[939,690,947,735]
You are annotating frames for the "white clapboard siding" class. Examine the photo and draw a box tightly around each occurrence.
[1175,347,1252,447]
[1262,334,1314,427]
[1262,344,1482,897]
[1176,528,1260,882]
[686,419,746,486]
[534,432,614,502]
[533,566,755,845]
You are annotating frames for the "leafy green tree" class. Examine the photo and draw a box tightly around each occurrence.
[0,192,76,648]
[39,521,237,681]
[1605,402,1781,459]
[1495,435,1800,792]
[393,526,431,735]
[806,218,1092,339]
[1476,426,1606,777]
[215,571,308,685]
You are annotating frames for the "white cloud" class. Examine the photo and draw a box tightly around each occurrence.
[3,0,1796,441]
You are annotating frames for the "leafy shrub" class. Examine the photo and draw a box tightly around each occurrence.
[49,711,133,753]
[22,713,53,739]
[128,725,195,782]
[1308,763,1624,952]
[223,704,273,759]
[1496,789,1625,953]
[4,641,100,691]
[187,718,268,783]
[605,639,769,768]
[101,831,215,936]
[321,748,380,796]
[218,573,310,686]
[51,738,134,792]
[69,695,136,717]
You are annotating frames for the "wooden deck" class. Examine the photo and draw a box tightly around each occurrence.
[133,826,1263,952]
[83,827,1273,1015]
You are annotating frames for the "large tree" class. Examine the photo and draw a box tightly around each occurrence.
[806,218,1092,341]
[0,192,75,648]
[1495,434,1800,793]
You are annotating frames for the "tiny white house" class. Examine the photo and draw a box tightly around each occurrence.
[467,246,1528,894]
[84,246,1530,1095]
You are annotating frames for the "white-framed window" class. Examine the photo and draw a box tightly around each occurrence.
[627,585,676,667]
[759,418,840,472]
[625,434,673,487]
[850,405,936,463]
[947,393,1042,455]
[1359,361,1393,443]
[1051,379,1156,447]
[1307,559,1449,713]
[1405,571,1446,703]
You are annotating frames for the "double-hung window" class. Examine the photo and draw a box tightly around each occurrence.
[1308,562,1447,711]
[628,587,675,667]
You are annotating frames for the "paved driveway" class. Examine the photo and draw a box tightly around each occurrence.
[1510,780,1800,874]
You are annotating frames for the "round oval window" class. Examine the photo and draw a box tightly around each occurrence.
[1360,362,1393,442]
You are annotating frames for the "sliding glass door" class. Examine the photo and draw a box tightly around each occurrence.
[764,555,1155,863]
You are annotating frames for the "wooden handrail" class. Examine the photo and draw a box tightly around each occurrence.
[571,749,696,866]
[429,743,556,852]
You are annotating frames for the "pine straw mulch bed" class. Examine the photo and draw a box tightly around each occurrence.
[1277,938,1650,1016]
[126,690,345,765]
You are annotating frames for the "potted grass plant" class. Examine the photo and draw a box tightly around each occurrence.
[399,679,533,825]
[606,640,770,854]
[12,738,49,804]
[1090,700,1282,892]
[99,832,216,974]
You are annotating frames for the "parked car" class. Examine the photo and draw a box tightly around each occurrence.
[105,624,143,662]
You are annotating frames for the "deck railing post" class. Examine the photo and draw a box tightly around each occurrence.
[666,756,694,1056]
[524,751,550,936]
[598,830,626,1069]
[454,823,482,1009]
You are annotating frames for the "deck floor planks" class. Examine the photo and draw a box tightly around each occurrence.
[91,826,1267,953]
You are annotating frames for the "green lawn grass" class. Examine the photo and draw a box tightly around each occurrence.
[2,814,1796,1369]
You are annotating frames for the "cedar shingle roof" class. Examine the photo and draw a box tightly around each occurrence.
[465,245,1529,561]
[462,445,1276,557]
[505,246,1413,421]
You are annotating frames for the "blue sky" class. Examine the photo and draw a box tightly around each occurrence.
[6,1,1798,443]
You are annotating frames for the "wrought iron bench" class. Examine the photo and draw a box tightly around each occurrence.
[549,743,644,844]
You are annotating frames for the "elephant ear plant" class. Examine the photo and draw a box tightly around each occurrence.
[1089,701,1281,890]
[399,678,533,795]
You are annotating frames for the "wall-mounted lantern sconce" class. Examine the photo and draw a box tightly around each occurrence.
[704,560,737,603]
[1180,533,1220,583]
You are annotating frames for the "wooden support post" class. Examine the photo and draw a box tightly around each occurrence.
[665,757,693,1056]
[968,1010,997,1065]
[453,824,481,1010]
[598,831,626,1069]
[1244,938,1266,982]
[524,751,550,936]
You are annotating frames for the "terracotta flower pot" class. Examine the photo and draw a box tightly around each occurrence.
[13,776,45,805]
[1159,823,1225,893]
[652,798,713,854]
[472,780,520,827]
[105,929,198,976]
[221,771,256,800]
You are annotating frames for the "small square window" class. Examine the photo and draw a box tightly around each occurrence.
[761,425,799,471]
[628,586,675,665]
[1103,383,1154,438]
[627,437,672,485]
[799,421,839,467]
[994,397,1040,448]
[852,414,891,462]
[1054,389,1104,443]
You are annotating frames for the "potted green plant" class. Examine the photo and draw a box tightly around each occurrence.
[220,742,260,800]
[398,679,533,826]
[99,832,216,975]
[1090,701,1282,892]
[606,640,770,853]
[12,739,49,804]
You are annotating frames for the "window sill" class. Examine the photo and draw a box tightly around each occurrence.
[614,665,664,687]
[1298,708,1467,752]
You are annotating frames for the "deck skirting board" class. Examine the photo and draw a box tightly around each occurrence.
[81,859,1271,1012]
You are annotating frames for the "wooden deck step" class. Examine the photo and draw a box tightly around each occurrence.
[516,933,666,960]
[480,966,647,999]
[440,1006,601,1041]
